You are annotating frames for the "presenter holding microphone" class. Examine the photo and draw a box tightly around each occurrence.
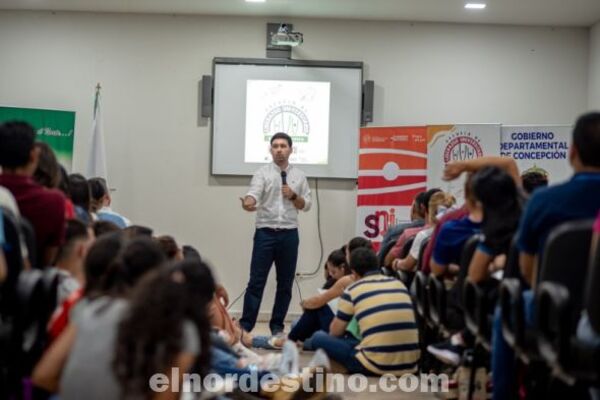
[239,132,312,335]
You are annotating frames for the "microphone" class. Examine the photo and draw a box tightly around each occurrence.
[281,171,287,186]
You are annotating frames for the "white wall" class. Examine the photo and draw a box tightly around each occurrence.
[0,11,589,318]
[589,22,600,109]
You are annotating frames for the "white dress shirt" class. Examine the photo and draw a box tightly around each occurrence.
[246,163,312,229]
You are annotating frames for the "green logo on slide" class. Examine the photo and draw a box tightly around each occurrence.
[263,103,310,143]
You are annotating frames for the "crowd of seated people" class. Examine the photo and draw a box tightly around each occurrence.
[1,112,599,400]
[374,112,600,399]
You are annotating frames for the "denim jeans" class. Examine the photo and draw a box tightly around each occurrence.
[240,228,299,334]
[288,306,334,343]
[311,331,370,374]
[491,289,535,400]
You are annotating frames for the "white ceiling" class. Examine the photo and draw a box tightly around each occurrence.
[2,0,600,27]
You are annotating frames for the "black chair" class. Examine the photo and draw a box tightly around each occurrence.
[412,270,431,323]
[535,219,598,384]
[0,207,26,316]
[427,274,448,335]
[382,236,415,277]
[397,236,431,288]
[19,218,37,269]
[464,237,515,350]
[501,220,592,365]
[428,235,481,336]
[0,208,27,399]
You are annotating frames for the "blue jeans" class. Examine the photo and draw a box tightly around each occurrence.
[240,228,299,335]
[492,289,535,400]
[311,331,370,374]
[288,306,334,343]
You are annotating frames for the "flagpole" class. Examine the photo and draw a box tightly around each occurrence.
[94,83,101,119]
[87,83,107,181]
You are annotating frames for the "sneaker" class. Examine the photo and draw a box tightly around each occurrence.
[426,339,465,366]
[278,340,300,376]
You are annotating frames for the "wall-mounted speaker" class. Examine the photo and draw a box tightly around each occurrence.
[201,75,213,118]
[362,80,374,125]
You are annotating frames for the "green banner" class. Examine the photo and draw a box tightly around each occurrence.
[0,106,75,171]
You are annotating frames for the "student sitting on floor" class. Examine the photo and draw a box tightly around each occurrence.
[311,247,420,376]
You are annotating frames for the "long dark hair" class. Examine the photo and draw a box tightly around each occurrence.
[83,232,127,299]
[113,259,215,398]
[472,166,522,254]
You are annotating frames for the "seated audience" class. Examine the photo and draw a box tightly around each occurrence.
[428,166,522,366]
[123,224,153,238]
[92,220,120,238]
[32,236,167,397]
[47,232,125,343]
[88,177,131,228]
[384,188,442,267]
[393,191,456,272]
[68,173,93,224]
[33,142,61,190]
[0,121,66,267]
[378,191,427,265]
[489,112,600,400]
[520,167,549,194]
[430,175,482,278]
[157,234,184,261]
[113,260,214,399]
[467,166,523,284]
[312,247,420,376]
[57,165,75,219]
[52,219,95,304]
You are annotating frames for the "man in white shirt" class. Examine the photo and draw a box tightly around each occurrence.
[239,132,312,335]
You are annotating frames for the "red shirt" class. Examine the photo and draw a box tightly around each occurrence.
[0,174,66,265]
[420,206,468,274]
[389,225,429,259]
[47,288,83,343]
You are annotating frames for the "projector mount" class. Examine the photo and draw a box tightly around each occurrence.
[266,23,303,59]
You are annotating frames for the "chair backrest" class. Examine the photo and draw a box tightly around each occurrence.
[399,236,416,259]
[502,238,518,277]
[417,236,431,270]
[0,207,25,317]
[412,271,429,319]
[537,219,593,328]
[41,268,61,322]
[15,268,59,375]
[456,234,482,306]
[19,218,37,269]
[584,229,600,333]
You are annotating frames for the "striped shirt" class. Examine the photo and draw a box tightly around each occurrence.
[337,271,420,376]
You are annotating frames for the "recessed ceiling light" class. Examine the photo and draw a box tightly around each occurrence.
[246,0,266,2]
[465,3,486,9]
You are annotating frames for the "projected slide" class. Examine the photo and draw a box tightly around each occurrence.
[245,80,331,164]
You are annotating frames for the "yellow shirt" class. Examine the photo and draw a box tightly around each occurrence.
[337,271,420,375]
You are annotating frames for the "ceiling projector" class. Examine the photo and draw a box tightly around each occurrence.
[271,24,303,47]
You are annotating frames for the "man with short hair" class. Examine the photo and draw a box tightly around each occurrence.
[311,247,420,376]
[0,121,66,266]
[53,219,95,304]
[239,132,312,335]
[518,111,600,285]
[377,191,427,266]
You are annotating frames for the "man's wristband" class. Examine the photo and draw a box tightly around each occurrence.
[290,193,298,201]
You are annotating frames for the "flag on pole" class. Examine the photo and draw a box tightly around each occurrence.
[86,83,107,181]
